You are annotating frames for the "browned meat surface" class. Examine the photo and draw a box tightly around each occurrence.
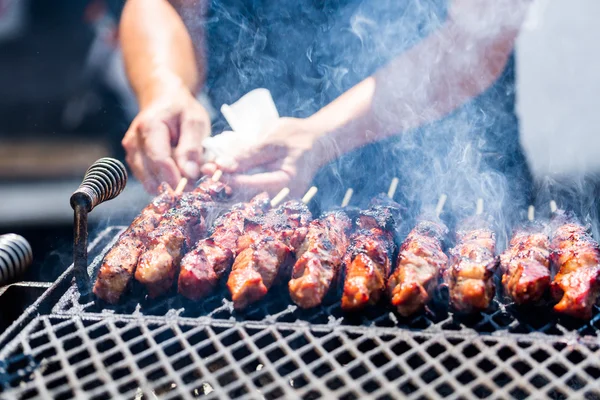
[289,211,352,308]
[93,183,177,303]
[500,224,551,305]
[227,200,312,310]
[341,205,397,311]
[135,178,231,298]
[178,193,270,300]
[550,211,600,319]
[387,220,448,316]
[236,219,266,254]
[444,217,498,313]
[228,238,291,310]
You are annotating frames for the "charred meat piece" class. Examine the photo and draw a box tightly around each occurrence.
[341,204,398,311]
[342,230,394,310]
[227,200,312,310]
[178,193,270,300]
[93,183,178,304]
[357,203,397,231]
[500,223,551,305]
[550,211,600,319]
[228,237,291,310]
[135,178,231,298]
[387,219,448,316]
[289,211,352,309]
[445,217,498,313]
[237,200,312,253]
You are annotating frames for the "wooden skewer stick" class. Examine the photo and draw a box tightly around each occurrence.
[475,198,484,216]
[270,187,290,208]
[528,205,535,222]
[301,186,318,204]
[435,194,447,218]
[175,177,188,195]
[387,177,399,199]
[211,169,223,182]
[341,188,354,208]
[550,200,558,214]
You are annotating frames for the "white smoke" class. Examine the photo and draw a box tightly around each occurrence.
[192,0,597,246]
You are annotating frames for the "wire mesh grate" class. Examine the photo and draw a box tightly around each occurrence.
[1,226,600,399]
[2,315,600,399]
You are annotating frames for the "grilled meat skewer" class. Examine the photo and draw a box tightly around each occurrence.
[227,200,312,310]
[93,183,179,303]
[135,178,231,298]
[500,222,551,305]
[550,210,600,319]
[178,193,270,300]
[289,211,352,309]
[387,219,448,316]
[341,202,398,311]
[445,216,498,313]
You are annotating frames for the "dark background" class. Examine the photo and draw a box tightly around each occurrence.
[0,0,134,282]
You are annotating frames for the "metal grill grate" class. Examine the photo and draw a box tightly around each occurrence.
[1,227,600,399]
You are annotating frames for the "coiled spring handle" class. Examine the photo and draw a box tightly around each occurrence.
[70,158,127,291]
[0,234,33,285]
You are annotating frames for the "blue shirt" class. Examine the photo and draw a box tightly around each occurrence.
[206,0,447,116]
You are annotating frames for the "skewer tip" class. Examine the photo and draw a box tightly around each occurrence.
[211,169,223,182]
[475,198,484,215]
[175,177,188,195]
[270,187,290,208]
[435,194,447,218]
[341,188,354,208]
[528,205,535,222]
[387,177,399,199]
[550,200,558,214]
[301,186,318,204]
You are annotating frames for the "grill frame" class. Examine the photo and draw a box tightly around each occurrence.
[1,226,600,399]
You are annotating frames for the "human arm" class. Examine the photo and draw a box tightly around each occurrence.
[205,0,532,196]
[120,0,210,193]
[308,0,532,159]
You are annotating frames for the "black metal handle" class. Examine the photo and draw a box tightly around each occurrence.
[70,157,127,213]
[0,234,33,285]
[70,158,127,293]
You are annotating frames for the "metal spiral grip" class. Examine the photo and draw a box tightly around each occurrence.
[0,234,33,285]
[70,158,127,292]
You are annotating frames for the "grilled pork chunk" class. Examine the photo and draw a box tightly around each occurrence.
[93,183,178,304]
[387,219,448,316]
[289,211,352,309]
[445,217,498,313]
[550,211,600,319]
[135,178,231,298]
[227,200,312,310]
[341,203,398,311]
[500,223,551,305]
[178,193,270,300]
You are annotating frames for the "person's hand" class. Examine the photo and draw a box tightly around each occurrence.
[122,82,210,193]
[201,117,326,198]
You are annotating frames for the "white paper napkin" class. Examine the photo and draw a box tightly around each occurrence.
[203,88,280,169]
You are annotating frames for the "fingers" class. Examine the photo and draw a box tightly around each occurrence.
[123,116,182,193]
[132,149,161,194]
[123,125,160,193]
[199,162,218,177]
[139,120,182,189]
[210,130,286,173]
[122,89,214,193]
[224,170,294,197]
[174,106,210,180]
[233,144,287,173]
